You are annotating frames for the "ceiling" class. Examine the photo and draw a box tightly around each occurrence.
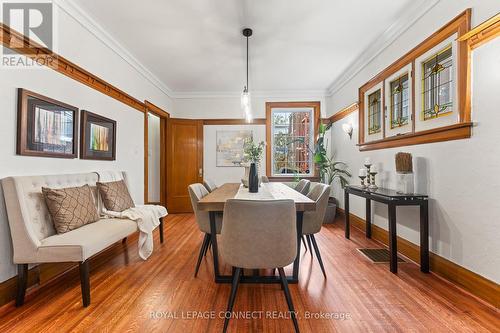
[72,0,414,95]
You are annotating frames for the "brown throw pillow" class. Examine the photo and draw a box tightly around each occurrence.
[42,185,100,234]
[97,180,135,212]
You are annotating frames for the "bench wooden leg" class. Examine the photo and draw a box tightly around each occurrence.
[159,217,164,243]
[79,261,90,307]
[15,264,28,307]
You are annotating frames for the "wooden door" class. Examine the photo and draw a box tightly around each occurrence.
[167,119,203,213]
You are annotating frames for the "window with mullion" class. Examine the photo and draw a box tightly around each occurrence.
[271,109,313,176]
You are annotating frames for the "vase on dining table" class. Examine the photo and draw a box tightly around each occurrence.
[248,162,259,193]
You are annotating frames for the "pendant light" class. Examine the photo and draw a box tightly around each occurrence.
[241,28,253,122]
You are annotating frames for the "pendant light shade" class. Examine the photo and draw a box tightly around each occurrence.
[241,28,253,122]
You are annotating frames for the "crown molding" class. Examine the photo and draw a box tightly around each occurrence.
[326,0,441,96]
[54,0,173,98]
[172,90,328,99]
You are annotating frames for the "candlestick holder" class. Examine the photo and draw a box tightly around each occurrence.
[364,164,372,186]
[359,176,367,188]
[368,171,378,190]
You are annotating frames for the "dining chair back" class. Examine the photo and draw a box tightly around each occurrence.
[302,183,330,277]
[220,199,300,332]
[221,199,296,269]
[188,183,222,277]
[303,183,330,235]
[203,179,217,193]
[295,179,311,195]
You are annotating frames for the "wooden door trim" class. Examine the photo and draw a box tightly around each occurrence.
[144,101,169,205]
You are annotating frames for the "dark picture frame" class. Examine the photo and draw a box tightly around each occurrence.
[17,88,79,158]
[80,110,116,160]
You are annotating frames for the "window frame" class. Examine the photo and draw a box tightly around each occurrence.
[358,9,472,151]
[384,63,413,137]
[266,101,320,180]
[363,82,384,142]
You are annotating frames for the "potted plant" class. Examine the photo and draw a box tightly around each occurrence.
[243,139,265,192]
[313,122,351,223]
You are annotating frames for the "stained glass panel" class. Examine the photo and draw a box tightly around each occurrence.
[368,89,382,135]
[422,46,453,120]
[390,74,409,128]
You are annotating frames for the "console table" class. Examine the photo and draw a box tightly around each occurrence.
[344,185,429,274]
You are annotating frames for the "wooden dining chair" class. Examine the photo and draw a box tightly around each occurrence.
[203,179,217,193]
[295,179,310,195]
[220,199,300,333]
[188,184,222,277]
[302,183,330,277]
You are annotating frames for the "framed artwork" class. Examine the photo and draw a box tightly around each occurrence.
[216,130,253,166]
[17,88,79,158]
[80,110,116,160]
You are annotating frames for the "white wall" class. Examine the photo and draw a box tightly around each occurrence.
[328,0,500,283]
[174,94,327,119]
[0,5,172,282]
[204,125,266,186]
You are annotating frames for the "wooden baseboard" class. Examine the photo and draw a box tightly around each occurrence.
[337,208,500,308]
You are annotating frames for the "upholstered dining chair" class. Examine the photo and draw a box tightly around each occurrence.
[261,175,270,183]
[203,179,217,193]
[295,179,310,195]
[220,199,300,333]
[295,179,312,252]
[302,183,330,277]
[188,183,222,277]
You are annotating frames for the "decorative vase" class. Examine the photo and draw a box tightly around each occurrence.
[396,172,414,194]
[249,163,259,193]
[323,198,337,224]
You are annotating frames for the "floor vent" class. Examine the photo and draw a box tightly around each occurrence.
[357,248,406,263]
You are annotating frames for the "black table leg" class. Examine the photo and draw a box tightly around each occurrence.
[344,189,350,239]
[388,203,397,274]
[209,211,220,280]
[420,200,429,273]
[292,211,303,281]
[366,198,372,238]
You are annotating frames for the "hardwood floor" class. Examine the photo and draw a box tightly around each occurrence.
[0,214,498,332]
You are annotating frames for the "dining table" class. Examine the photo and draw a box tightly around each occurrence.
[197,182,316,284]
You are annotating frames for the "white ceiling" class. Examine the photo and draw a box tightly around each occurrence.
[72,0,415,95]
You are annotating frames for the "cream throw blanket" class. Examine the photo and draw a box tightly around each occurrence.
[103,205,167,260]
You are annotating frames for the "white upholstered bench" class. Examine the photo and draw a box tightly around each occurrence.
[1,171,164,307]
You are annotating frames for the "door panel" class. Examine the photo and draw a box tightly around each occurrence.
[167,119,203,213]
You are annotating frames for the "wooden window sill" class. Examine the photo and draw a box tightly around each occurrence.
[357,122,473,151]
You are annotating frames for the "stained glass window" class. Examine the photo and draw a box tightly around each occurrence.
[368,89,382,135]
[390,74,409,128]
[422,45,453,120]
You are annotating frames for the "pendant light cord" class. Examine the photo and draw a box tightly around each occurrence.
[246,35,249,91]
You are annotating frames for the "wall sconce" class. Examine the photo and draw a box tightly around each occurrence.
[342,123,353,139]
